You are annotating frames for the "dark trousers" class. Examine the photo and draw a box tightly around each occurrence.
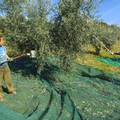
[0,65,14,98]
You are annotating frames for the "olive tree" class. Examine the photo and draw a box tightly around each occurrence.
[0,0,51,74]
[50,0,102,70]
[89,21,118,55]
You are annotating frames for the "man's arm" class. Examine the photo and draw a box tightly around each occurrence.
[6,54,14,61]
[6,54,10,59]
[111,52,120,55]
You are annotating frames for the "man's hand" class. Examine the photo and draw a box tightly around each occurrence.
[6,54,14,61]
[8,57,14,61]
[110,52,114,55]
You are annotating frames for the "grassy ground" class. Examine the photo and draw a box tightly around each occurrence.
[77,41,120,75]
[1,41,120,120]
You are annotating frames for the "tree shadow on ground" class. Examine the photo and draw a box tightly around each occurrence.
[40,63,61,83]
[110,58,120,62]
[85,51,97,55]
[8,57,38,76]
[2,86,9,94]
[9,56,60,79]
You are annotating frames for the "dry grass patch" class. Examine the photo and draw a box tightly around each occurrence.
[77,42,120,75]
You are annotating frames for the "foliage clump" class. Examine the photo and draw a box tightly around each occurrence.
[0,0,120,73]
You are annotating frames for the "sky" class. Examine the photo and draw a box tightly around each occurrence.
[52,0,120,26]
[98,0,120,26]
[0,0,119,26]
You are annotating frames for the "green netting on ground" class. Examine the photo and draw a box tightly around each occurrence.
[94,57,120,66]
[0,57,120,120]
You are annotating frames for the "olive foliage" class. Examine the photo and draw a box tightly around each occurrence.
[0,0,51,73]
[50,0,103,70]
[0,0,119,73]
[89,21,118,55]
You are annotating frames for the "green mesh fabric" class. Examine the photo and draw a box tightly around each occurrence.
[0,57,120,120]
[0,104,24,120]
[94,57,120,66]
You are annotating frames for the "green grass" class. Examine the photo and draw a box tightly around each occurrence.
[77,41,120,75]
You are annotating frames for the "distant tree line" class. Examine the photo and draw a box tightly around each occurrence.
[0,0,120,73]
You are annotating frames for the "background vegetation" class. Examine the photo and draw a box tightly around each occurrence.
[0,0,120,74]
[0,1,120,120]
[77,41,120,75]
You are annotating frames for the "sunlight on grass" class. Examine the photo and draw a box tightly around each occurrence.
[77,41,120,75]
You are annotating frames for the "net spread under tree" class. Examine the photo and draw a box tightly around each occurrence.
[0,57,120,120]
[0,0,120,120]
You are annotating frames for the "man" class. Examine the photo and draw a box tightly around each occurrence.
[111,51,120,55]
[0,36,17,101]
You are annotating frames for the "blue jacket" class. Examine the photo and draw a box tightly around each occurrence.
[0,45,7,67]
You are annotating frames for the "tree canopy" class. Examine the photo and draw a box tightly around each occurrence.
[0,0,119,73]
